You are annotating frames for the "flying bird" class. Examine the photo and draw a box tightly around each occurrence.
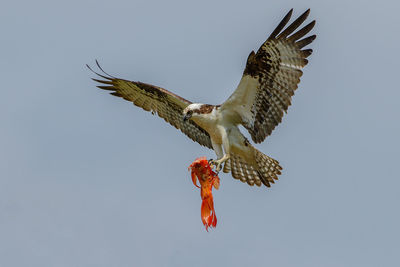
[88,9,316,187]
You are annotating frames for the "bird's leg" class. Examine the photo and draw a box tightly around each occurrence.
[210,154,230,173]
[210,139,224,173]
[209,127,232,173]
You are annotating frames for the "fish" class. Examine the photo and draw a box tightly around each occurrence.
[188,157,220,231]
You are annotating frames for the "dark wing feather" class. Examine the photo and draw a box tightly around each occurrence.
[88,63,212,149]
[221,9,316,143]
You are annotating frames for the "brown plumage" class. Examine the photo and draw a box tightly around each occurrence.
[88,62,212,149]
[223,144,282,187]
[88,9,316,188]
[224,9,316,143]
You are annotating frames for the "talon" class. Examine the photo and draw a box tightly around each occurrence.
[209,159,217,168]
[215,162,222,173]
[215,164,221,174]
[208,159,222,173]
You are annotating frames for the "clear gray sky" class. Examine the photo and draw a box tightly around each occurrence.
[1,0,399,266]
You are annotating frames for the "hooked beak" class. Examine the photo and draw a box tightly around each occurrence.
[183,113,191,122]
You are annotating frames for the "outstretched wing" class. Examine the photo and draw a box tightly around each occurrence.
[88,62,212,149]
[221,9,316,143]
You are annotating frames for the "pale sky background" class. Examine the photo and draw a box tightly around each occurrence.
[1,0,400,266]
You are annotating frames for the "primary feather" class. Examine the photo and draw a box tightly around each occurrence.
[88,9,316,187]
[88,62,212,149]
[221,9,316,143]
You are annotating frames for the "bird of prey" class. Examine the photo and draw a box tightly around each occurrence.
[88,9,316,187]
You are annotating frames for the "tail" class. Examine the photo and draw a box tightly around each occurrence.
[201,195,217,231]
[223,146,282,187]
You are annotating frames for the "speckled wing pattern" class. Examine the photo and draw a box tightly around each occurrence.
[222,9,316,143]
[223,145,282,187]
[88,62,212,149]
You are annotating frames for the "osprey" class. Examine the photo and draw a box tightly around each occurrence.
[88,9,316,187]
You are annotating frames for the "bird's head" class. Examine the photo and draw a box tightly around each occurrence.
[183,103,208,122]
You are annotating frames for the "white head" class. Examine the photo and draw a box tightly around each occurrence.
[182,103,214,122]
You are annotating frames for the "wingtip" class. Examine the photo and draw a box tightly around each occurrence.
[86,63,96,73]
[302,48,313,57]
[268,9,294,39]
[96,85,115,91]
[95,60,116,79]
[87,60,114,80]
[303,8,311,17]
[300,8,311,20]
[92,78,113,85]
[289,8,311,19]
[277,8,313,39]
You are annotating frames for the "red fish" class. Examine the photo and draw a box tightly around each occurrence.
[188,157,220,231]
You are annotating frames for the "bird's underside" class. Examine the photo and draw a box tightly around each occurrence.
[88,9,316,187]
